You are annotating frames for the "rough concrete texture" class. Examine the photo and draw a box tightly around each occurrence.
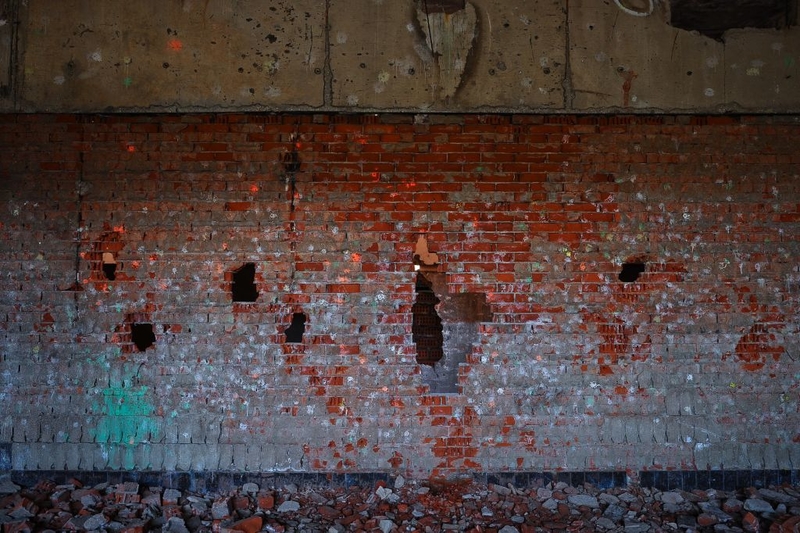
[0,112,798,478]
[14,0,327,111]
[329,0,565,110]
[569,0,800,112]
[1,0,798,112]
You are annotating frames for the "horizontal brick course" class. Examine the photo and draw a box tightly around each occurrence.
[0,113,798,479]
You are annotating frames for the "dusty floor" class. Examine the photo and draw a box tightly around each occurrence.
[1,475,800,532]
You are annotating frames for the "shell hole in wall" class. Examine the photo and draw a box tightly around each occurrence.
[284,312,307,343]
[231,263,259,302]
[102,252,117,281]
[412,273,444,366]
[619,261,646,282]
[131,323,155,352]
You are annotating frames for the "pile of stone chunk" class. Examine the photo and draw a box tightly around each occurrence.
[1,475,799,532]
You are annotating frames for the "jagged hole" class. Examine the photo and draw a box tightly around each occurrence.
[619,262,646,282]
[102,252,117,281]
[232,263,259,302]
[284,312,307,343]
[412,273,444,366]
[131,323,155,352]
[102,263,117,281]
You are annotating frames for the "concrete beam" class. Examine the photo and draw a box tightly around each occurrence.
[5,0,800,112]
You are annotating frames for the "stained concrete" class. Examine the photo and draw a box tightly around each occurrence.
[15,0,326,111]
[569,0,800,112]
[0,1,16,103]
[2,1,800,111]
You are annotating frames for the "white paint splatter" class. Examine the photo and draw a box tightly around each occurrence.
[336,31,348,44]
[706,56,718,68]
[746,67,761,76]
[346,94,359,106]
[595,52,607,62]
[520,77,533,88]
[88,49,102,62]
[771,42,783,52]
[53,75,65,85]
[704,88,715,97]
[0,19,7,27]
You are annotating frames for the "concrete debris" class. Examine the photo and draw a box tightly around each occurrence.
[276,499,301,513]
[0,477,799,532]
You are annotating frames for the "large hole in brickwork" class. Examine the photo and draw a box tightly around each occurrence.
[284,312,307,343]
[89,226,125,285]
[669,0,797,40]
[618,261,646,282]
[102,252,117,281]
[412,273,445,366]
[413,269,492,393]
[231,263,259,302]
[131,323,155,352]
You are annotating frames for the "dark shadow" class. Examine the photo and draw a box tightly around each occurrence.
[284,313,307,343]
[102,263,117,281]
[232,263,259,302]
[619,262,646,282]
[131,323,155,352]
[412,273,444,366]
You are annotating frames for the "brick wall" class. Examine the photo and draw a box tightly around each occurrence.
[0,113,798,479]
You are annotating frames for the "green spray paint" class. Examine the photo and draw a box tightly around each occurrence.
[94,384,160,470]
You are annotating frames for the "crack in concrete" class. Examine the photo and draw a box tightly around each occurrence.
[562,0,574,110]
[323,0,333,107]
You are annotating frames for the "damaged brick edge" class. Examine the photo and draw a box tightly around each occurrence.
[3,469,798,493]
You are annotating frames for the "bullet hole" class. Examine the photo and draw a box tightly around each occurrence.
[249,88,255,94]
[284,312,307,343]
[162,62,170,69]
[314,68,322,74]
[412,273,444,366]
[619,261,646,282]
[488,68,496,76]
[360,63,366,68]
[408,67,415,75]
[542,67,551,75]
[266,34,278,43]
[131,323,155,352]
[101,252,117,281]
[238,67,244,73]
[232,263,259,302]
[687,71,693,76]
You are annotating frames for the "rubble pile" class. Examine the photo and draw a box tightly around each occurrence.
[1,476,799,532]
